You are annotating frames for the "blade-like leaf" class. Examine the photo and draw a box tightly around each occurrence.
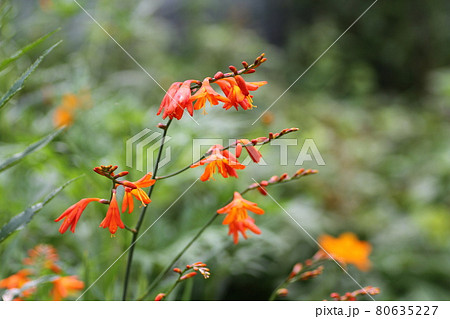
[0,28,60,71]
[0,40,61,110]
[0,126,66,173]
[0,176,82,243]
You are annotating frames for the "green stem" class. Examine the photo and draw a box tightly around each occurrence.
[268,259,323,301]
[138,212,219,300]
[138,188,252,301]
[122,119,173,301]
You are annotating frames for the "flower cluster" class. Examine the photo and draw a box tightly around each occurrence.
[217,192,264,244]
[157,54,267,120]
[190,128,300,182]
[249,168,319,195]
[0,244,84,301]
[329,286,380,301]
[154,262,211,301]
[55,165,155,235]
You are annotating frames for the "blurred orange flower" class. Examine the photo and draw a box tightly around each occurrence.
[217,192,264,244]
[55,198,102,233]
[23,244,61,274]
[99,191,124,234]
[317,232,372,271]
[53,92,91,127]
[0,269,32,290]
[191,145,245,181]
[121,173,155,213]
[51,276,84,301]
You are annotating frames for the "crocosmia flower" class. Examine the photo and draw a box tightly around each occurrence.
[51,276,84,301]
[191,145,245,181]
[99,191,124,234]
[217,192,264,244]
[190,78,230,111]
[317,232,372,271]
[55,198,102,233]
[157,80,197,120]
[235,138,262,163]
[215,77,267,110]
[121,173,156,213]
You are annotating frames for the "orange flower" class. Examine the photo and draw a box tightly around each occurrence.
[191,145,245,181]
[215,76,267,110]
[157,80,197,120]
[55,198,102,233]
[99,191,124,234]
[53,107,74,127]
[121,173,156,213]
[51,276,84,301]
[217,192,264,244]
[189,78,230,111]
[317,232,372,271]
[23,244,61,274]
[0,269,32,290]
[235,138,262,163]
[52,93,91,128]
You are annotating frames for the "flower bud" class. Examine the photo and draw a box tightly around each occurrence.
[173,268,182,273]
[228,65,238,74]
[180,272,197,281]
[214,71,224,79]
[154,293,166,301]
[277,288,288,297]
[241,61,249,68]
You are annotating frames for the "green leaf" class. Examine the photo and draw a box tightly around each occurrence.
[0,40,62,110]
[0,126,66,173]
[0,176,82,243]
[0,28,60,71]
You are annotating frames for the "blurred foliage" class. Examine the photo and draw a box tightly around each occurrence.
[1,0,449,300]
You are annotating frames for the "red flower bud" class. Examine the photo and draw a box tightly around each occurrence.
[228,65,238,74]
[214,71,224,79]
[173,268,182,273]
[154,293,166,301]
[180,272,197,281]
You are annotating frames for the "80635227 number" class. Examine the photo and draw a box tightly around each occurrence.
[375,306,438,316]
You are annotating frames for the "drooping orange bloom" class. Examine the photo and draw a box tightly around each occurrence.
[157,80,197,120]
[217,192,264,244]
[55,198,102,233]
[99,191,124,234]
[189,78,230,111]
[121,173,156,213]
[215,76,267,110]
[51,276,84,301]
[0,269,32,290]
[23,244,61,274]
[191,145,245,181]
[235,138,262,163]
[317,232,372,271]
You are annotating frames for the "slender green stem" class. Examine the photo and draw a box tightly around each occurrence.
[122,119,173,301]
[138,187,252,301]
[138,212,219,300]
[268,259,323,301]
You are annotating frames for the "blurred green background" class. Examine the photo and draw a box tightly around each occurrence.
[1,0,450,300]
